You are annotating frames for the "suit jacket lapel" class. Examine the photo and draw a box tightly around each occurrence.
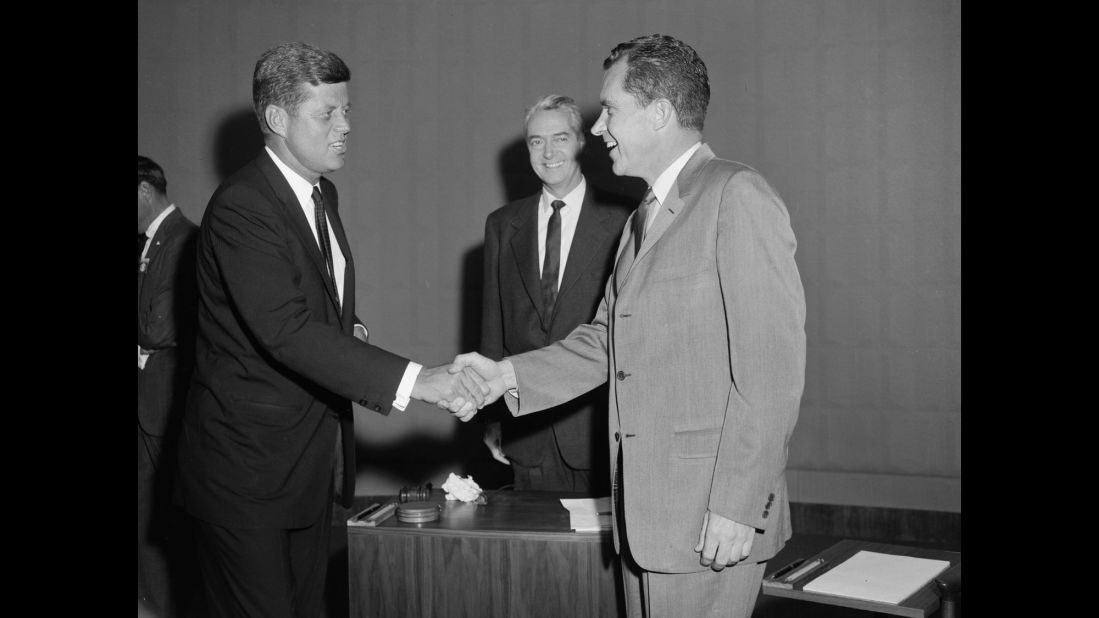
[139,208,181,300]
[507,194,548,327]
[255,154,343,316]
[616,144,716,289]
[557,192,607,303]
[322,183,354,321]
[141,208,179,266]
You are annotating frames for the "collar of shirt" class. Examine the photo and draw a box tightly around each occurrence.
[141,204,177,260]
[539,176,586,220]
[263,146,347,299]
[645,141,702,231]
[265,146,320,218]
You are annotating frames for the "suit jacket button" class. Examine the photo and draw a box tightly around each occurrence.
[762,510,769,518]
[614,432,620,441]
[616,370,626,380]
[768,493,775,501]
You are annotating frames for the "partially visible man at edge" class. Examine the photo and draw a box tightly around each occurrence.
[138,155,201,617]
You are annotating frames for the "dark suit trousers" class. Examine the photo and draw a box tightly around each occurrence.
[139,423,196,617]
[191,498,334,618]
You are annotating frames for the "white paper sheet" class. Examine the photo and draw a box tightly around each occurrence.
[560,497,612,532]
[802,550,950,604]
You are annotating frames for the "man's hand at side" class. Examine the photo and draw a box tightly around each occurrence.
[694,510,756,571]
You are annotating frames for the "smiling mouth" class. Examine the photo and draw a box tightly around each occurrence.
[331,141,347,153]
[544,161,565,169]
[604,139,618,150]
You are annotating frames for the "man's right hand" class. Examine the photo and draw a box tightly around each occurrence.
[482,421,510,465]
[411,364,485,418]
[449,352,510,405]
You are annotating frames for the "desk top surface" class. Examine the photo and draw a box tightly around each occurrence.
[345,490,609,540]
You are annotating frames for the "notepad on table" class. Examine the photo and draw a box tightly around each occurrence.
[560,497,612,532]
[801,550,950,604]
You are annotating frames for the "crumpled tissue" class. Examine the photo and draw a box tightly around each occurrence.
[441,473,483,503]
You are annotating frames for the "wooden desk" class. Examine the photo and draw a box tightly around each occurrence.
[346,491,624,618]
[760,539,960,617]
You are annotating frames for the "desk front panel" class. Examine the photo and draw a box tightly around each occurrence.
[346,492,624,618]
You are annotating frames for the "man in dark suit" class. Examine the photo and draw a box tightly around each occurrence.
[454,34,806,617]
[138,155,199,617]
[176,42,483,618]
[480,95,629,494]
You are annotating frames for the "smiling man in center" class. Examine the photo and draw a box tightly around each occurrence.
[478,94,630,494]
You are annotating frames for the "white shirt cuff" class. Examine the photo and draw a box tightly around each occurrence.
[392,362,422,411]
[501,359,519,398]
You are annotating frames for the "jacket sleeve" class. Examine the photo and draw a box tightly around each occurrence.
[708,170,806,529]
[204,184,409,410]
[505,287,612,417]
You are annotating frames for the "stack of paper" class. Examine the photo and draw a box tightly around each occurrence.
[560,497,612,532]
[802,550,950,604]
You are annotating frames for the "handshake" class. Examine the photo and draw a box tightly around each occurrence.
[410,353,512,422]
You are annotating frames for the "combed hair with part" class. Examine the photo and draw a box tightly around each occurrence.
[138,155,167,194]
[603,34,710,131]
[524,94,585,142]
[252,42,351,135]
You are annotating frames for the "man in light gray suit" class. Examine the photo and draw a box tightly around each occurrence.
[451,34,806,617]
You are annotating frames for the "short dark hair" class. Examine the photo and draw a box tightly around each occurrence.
[252,42,351,135]
[138,155,167,194]
[603,34,710,131]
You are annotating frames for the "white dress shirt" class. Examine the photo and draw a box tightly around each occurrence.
[537,177,586,288]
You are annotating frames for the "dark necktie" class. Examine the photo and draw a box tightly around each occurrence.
[311,186,340,308]
[137,233,148,262]
[633,187,657,255]
[541,199,565,317]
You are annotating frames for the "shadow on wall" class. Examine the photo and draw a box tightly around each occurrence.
[213,107,265,183]
[578,106,647,200]
[355,429,513,491]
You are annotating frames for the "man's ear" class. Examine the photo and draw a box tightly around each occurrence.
[138,181,151,202]
[265,104,288,138]
[649,98,675,131]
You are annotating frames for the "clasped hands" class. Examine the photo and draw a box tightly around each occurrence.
[410,352,508,421]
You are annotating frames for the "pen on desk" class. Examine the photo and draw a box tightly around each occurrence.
[359,502,397,526]
[783,557,826,584]
[351,502,382,522]
[767,558,806,582]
